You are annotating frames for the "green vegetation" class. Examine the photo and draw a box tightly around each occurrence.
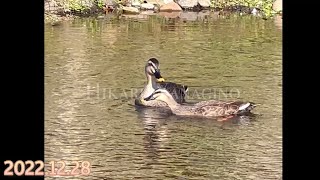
[45,0,279,24]
[54,0,105,13]
[211,0,277,17]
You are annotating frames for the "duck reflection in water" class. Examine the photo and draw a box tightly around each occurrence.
[135,106,172,164]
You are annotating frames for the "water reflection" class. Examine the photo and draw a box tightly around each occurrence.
[274,15,282,30]
[135,106,171,160]
[134,104,260,179]
[158,11,181,19]
[135,103,258,159]
[179,11,210,21]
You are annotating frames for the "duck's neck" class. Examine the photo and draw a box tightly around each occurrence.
[163,95,180,110]
[146,73,157,88]
[140,73,158,99]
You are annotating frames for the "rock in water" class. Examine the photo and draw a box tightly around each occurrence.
[131,0,141,7]
[160,2,182,11]
[177,0,211,9]
[104,0,118,8]
[198,0,211,8]
[122,6,140,14]
[146,0,173,6]
[273,0,282,12]
[251,8,258,15]
[163,0,174,4]
[45,0,58,12]
[177,0,197,9]
[141,3,155,10]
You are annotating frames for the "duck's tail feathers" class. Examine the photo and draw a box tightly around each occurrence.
[183,86,189,93]
[239,102,256,112]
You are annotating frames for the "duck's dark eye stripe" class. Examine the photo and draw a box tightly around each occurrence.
[153,91,161,95]
[148,63,157,70]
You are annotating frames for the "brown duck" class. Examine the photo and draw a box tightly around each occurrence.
[144,88,256,117]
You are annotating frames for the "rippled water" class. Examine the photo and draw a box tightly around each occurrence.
[45,12,282,179]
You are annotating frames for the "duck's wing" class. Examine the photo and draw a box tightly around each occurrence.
[194,100,221,106]
[157,82,188,104]
[195,101,256,116]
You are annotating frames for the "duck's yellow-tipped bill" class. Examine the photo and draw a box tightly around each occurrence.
[157,78,165,82]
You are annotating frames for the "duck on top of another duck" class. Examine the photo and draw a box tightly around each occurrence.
[135,58,188,107]
[144,88,256,117]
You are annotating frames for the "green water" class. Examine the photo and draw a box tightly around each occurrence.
[45,12,282,179]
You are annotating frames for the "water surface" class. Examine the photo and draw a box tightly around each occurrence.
[45,12,282,179]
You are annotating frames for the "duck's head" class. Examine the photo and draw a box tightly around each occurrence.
[145,58,165,82]
[144,88,172,102]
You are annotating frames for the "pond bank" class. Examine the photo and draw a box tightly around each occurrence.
[45,0,282,25]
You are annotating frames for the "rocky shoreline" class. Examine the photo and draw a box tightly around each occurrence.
[45,0,282,24]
